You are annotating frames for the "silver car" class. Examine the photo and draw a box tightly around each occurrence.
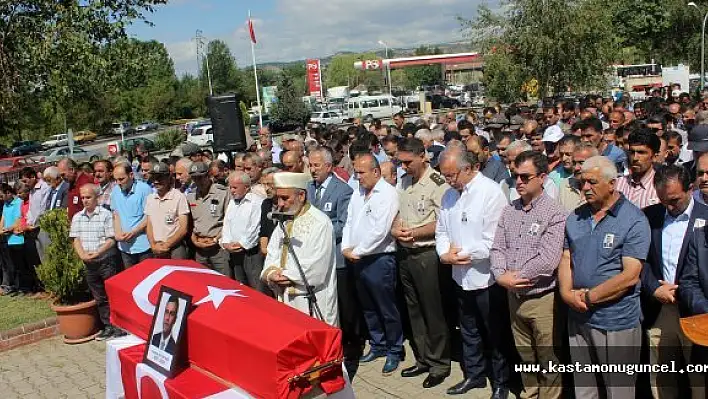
[35,147,101,164]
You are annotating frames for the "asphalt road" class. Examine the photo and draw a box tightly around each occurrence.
[80,128,165,156]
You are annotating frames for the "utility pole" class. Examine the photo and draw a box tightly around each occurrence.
[196,29,213,96]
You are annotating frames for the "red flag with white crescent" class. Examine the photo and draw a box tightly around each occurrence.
[248,18,256,44]
[106,259,346,398]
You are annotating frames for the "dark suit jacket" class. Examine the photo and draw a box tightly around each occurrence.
[151,332,177,355]
[679,224,708,315]
[306,173,353,243]
[46,181,69,211]
[641,202,708,326]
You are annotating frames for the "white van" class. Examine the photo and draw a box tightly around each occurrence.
[187,124,213,147]
[346,95,403,122]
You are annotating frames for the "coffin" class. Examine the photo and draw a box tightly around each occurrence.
[105,259,344,399]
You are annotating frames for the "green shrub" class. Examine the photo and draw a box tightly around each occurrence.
[154,128,184,151]
[36,209,90,305]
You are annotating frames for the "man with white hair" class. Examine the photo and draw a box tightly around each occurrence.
[44,166,68,211]
[261,172,338,326]
[220,171,267,294]
[70,183,123,340]
[436,149,510,397]
[175,158,196,194]
[560,155,650,399]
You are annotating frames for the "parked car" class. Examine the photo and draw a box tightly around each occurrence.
[35,147,101,164]
[182,119,210,135]
[112,122,135,136]
[0,156,39,173]
[72,131,97,143]
[121,137,156,153]
[187,125,213,146]
[136,121,159,132]
[42,134,69,148]
[428,94,460,109]
[10,141,44,156]
[310,111,346,126]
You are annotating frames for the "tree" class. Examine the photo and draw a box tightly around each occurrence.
[201,40,243,97]
[325,53,383,90]
[462,0,617,99]
[404,46,443,88]
[270,74,310,128]
[0,0,168,138]
[175,75,208,119]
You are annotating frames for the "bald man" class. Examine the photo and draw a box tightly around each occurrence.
[519,119,538,141]
[380,161,397,187]
[282,150,305,173]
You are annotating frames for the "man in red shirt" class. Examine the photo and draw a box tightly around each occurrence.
[58,158,94,219]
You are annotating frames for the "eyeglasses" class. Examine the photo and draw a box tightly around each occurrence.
[515,173,538,183]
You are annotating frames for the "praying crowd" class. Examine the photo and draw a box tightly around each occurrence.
[2,90,708,399]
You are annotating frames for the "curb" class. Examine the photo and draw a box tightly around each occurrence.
[0,317,59,353]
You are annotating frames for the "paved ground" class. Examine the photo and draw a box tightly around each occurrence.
[0,337,492,398]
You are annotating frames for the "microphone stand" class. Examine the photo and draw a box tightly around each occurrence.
[274,218,324,322]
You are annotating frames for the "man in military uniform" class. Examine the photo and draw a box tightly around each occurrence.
[186,162,230,275]
[391,138,451,388]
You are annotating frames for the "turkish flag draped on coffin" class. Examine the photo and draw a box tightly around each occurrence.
[105,259,344,399]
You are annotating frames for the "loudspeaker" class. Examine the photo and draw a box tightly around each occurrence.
[206,94,247,153]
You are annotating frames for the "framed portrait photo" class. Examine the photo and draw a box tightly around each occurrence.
[143,286,192,378]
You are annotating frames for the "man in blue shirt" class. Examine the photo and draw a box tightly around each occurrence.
[559,155,650,399]
[110,163,153,268]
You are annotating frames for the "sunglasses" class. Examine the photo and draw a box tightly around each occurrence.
[515,173,538,183]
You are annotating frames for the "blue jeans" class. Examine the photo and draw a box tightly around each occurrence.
[352,253,403,359]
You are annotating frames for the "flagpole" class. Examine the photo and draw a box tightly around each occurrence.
[249,10,263,130]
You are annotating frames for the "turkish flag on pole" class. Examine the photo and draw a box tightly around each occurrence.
[248,18,256,44]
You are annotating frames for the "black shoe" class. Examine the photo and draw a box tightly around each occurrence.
[423,373,448,388]
[359,351,386,363]
[381,357,400,375]
[95,326,114,341]
[401,365,430,378]
[112,327,127,338]
[446,378,486,395]
[490,387,509,399]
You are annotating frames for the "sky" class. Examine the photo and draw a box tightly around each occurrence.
[127,0,489,76]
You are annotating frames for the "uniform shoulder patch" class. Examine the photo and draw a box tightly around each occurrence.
[430,173,445,186]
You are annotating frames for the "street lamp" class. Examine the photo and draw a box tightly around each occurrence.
[378,40,394,116]
[689,2,708,91]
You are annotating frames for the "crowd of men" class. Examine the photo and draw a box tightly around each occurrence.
[1,89,708,399]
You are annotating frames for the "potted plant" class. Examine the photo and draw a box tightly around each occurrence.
[36,209,99,344]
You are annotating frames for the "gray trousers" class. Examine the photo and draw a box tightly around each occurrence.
[568,318,641,399]
[228,248,271,296]
[195,245,230,276]
[36,230,50,264]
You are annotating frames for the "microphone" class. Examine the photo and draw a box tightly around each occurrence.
[267,210,295,222]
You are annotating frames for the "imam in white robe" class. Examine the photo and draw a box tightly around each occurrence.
[261,204,339,327]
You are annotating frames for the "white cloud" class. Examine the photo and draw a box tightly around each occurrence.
[166,0,491,76]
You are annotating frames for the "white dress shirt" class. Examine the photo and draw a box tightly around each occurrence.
[220,192,263,250]
[342,177,398,257]
[436,173,507,290]
[661,198,694,284]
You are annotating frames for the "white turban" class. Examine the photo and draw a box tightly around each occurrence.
[273,172,311,190]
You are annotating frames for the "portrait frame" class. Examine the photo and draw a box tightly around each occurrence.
[143,286,192,378]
